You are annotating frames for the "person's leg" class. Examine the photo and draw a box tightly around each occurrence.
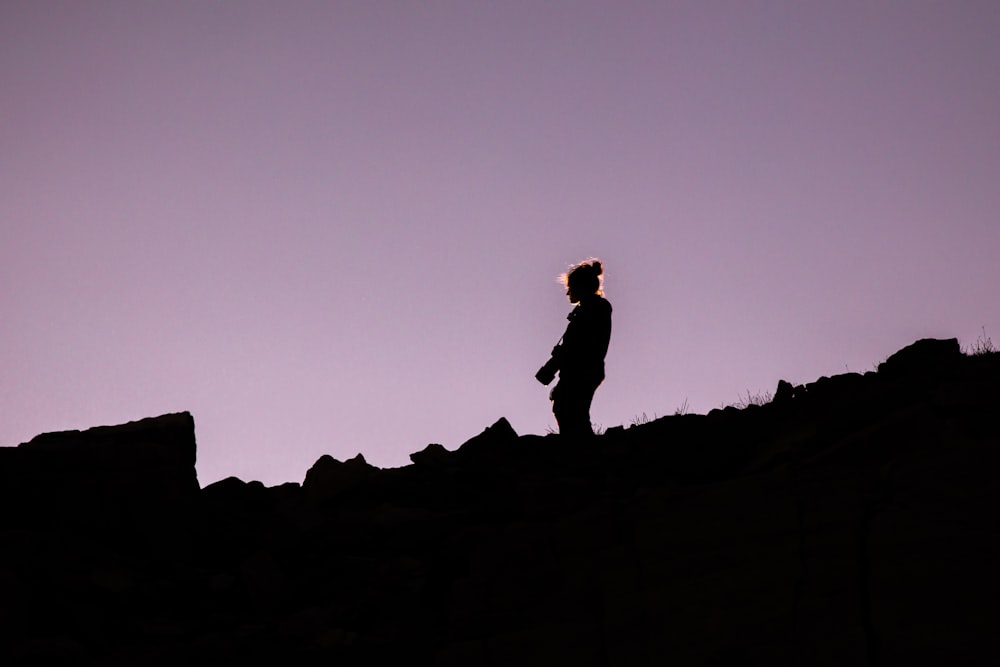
[552,379,597,438]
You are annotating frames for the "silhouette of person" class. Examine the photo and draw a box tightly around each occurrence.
[535,259,612,437]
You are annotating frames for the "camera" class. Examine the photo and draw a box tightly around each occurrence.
[535,358,558,385]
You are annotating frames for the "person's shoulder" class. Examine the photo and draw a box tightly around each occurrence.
[580,294,611,315]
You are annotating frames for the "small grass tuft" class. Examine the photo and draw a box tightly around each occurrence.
[965,327,996,356]
[629,412,658,428]
[673,398,690,416]
[730,389,773,409]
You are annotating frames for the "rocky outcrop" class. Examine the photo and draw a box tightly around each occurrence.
[302,452,377,501]
[0,411,198,530]
[1,340,997,666]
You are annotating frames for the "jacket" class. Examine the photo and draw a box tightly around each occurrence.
[552,294,612,380]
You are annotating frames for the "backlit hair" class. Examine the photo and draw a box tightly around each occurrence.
[559,258,604,296]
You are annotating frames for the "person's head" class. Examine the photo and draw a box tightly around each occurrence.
[560,258,604,304]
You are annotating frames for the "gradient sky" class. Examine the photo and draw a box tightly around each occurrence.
[3,1,998,487]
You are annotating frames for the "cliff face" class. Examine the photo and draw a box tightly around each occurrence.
[1,339,997,666]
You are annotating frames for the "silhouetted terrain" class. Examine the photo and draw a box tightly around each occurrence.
[2,338,997,666]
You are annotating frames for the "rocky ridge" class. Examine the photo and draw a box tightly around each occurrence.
[1,338,997,665]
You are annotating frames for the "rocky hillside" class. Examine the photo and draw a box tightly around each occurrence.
[1,338,997,666]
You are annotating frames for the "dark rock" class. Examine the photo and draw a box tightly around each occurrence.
[1,339,998,665]
[302,452,376,501]
[803,372,866,402]
[202,475,252,497]
[0,411,198,536]
[773,379,796,404]
[454,417,519,463]
[409,442,453,467]
[877,337,961,377]
[9,410,197,488]
[200,476,271,516]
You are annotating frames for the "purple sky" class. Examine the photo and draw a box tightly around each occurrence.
[3,1,998,487]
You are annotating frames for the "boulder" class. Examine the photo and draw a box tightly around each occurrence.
[0,412,199,531]
[773,379,797,404]
[302,452,376,501]
[455,417,519,464]
[410,442,453,467]
[877,337,961,377]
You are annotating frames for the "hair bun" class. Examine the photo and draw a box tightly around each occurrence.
[591,260,602,276]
